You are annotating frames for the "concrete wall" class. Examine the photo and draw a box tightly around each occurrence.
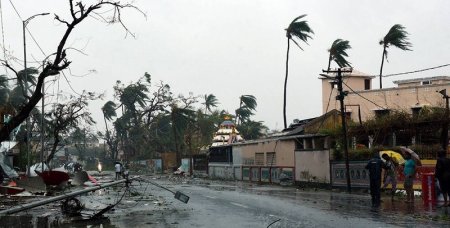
[208,163,235,180]
[232,146,242,165]
[295,150,331,183]
[237,140,295,167]
[322,76,450,122]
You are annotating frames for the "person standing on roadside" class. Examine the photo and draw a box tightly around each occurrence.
[402,151,416,203]
[435,150,450,207]
[366,152,383,207]
[115,162,122,180]
[381,154,398,199]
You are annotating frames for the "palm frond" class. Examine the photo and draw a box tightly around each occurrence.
[285,14,314,50]
[102,101,117,121]
[382,24,412,51]
[240,95,257,111]
[328,39,352,68]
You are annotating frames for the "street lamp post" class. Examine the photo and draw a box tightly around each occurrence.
[23,13,49,176]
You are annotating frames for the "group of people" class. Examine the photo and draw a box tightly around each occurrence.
[365,147,450,208]
[115,161,130,180]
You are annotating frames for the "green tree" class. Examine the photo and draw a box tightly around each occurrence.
[237,120,268,140]
[0,75,9,105]
[379,24,412,88]
[283,15,314,129]
[327,39,351,70]
[101,101,119,160]
[236,95,257,124]
[106,73,172,160]
[202,94,219,114]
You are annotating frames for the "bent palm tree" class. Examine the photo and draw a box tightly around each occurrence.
[283,15,314,129]
[327,39,351,70]
[379,24,412,88]
[236,95,257,125]
[202,94,219,114]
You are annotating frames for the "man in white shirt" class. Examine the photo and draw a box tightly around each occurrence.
[115,162,122,180]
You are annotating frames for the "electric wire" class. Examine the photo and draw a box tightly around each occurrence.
[8,0,22,20]
[380,63,450,78]
[342,81,385,110]
[314,87,335,133]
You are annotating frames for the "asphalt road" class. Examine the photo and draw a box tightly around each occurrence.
[149,180,392,228]
[3,174,448,227]
[114,176,448,228]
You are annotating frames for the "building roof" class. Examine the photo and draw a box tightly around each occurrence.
[393,76,450,85]
[319,69,375,79]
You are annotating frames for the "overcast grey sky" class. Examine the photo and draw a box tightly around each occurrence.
[1,0,450,132]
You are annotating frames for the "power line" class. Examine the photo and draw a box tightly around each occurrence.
[26,28,47,57]
[61,71,82,96]
[315,87,335,132]
[344,63,450,78]
[342,81,385,110]
[7,0,22,20]
[382,63,450,78]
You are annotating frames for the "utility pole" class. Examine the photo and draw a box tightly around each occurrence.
[322,67,353,193]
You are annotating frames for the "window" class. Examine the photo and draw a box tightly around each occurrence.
[345,111,352,120]
[255,153,264,165]
[304,138,313,150]
[374,109,390,118]
[266,152,276,166]
[421,80,431,85]
[313,137,325,150]
[364,79,371,90]
[295,139,304,150]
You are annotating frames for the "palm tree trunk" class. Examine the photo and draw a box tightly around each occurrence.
[283,38,290,129]
[237,97,243,125]
[379,46,386,89]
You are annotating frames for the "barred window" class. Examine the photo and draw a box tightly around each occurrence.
[266,152,276,166]
[255,153,264,166]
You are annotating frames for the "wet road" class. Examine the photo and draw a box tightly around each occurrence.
[122,177,449,228]
[3,174,448,227]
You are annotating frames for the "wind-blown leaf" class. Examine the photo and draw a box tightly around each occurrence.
[328,39,352,69]
[102,101,117,121]
[286,15,314,50]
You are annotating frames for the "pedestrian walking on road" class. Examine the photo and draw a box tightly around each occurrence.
[435,150,450,207]
[365,152,383,207]
[381,154,398,199]
[401,149,417,203]
[115,162,122,180]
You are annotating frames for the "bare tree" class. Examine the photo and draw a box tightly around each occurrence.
[0,0,144,143]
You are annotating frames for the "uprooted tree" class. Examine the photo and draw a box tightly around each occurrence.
[0,0,144,143]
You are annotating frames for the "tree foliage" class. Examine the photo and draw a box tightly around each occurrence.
[327,39,351,70]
